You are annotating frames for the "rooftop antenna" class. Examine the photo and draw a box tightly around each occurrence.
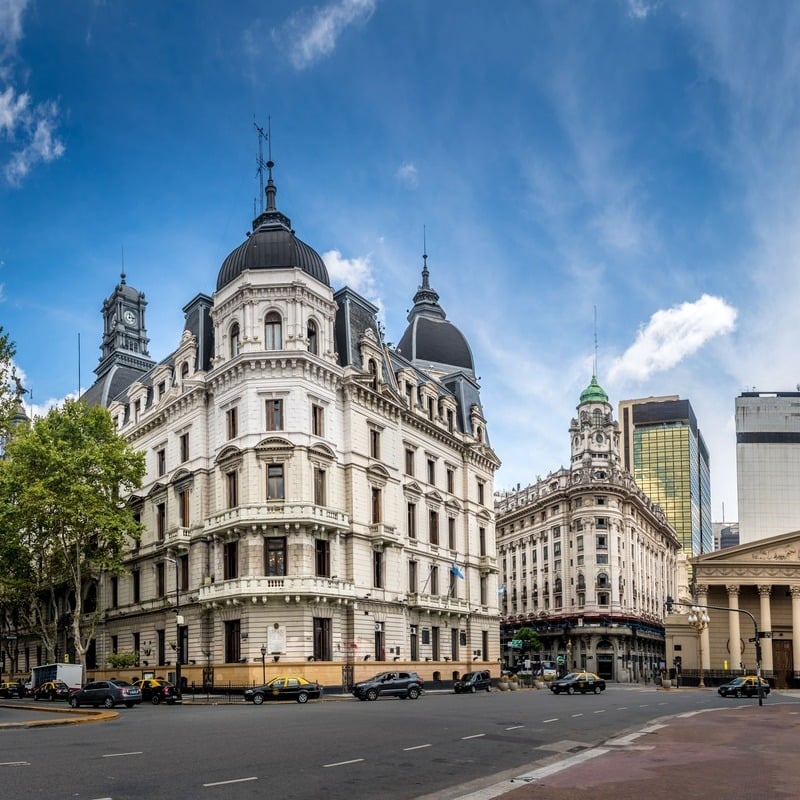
[254,115,269,215]
[120,244,126,284]
[593,305,598,377]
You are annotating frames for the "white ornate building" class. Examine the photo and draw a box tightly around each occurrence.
[495,376,681,681]
[76,161,500,689]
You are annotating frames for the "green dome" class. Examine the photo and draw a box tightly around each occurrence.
[579,375,608,404]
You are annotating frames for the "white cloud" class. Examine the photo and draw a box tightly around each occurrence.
[609,294,737,383]
[0,0,27,55]
[0,84,29,132]
[396,161,418,187]
[322,249,383,316]
[277,0,377,70]
[626,0,660,20]
[3,99,65,185]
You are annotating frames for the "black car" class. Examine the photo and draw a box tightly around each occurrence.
[454,670,492,694]
[550,671,606,694]
[132,678,178,705]
[717,676,770,698]
[352,671,423,701]
[0,681,21,698]
[243,675,322,704]
[69,679,142,709]
[33,680,71,701]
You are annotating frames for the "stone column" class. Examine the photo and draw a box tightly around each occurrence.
[791,586,800,677]
[758,585,774,674]
[696,584,711,673]
[727,585,742,671]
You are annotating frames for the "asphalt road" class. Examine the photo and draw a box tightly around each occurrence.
[0,685,771,800]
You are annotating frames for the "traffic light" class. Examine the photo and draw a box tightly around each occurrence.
[665,595,674,613]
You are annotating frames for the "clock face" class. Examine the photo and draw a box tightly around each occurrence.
[123,310,136,325]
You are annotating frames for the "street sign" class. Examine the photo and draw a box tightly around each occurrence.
[510,639,522,649]
[758,631,773,638]
[556,655,565,665]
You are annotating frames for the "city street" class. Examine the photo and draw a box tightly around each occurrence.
[0,685,777,800]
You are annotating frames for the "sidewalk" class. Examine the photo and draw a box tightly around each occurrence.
[456,696,800,800]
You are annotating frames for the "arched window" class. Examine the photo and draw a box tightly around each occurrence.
[307,320,318,355]
[230,323,240,358]
[593,409,603,427]
[264,312,282,350]
[577,574,586,590]
[180,362,189,380]
[368,359,378,390]
[597,572,609,588]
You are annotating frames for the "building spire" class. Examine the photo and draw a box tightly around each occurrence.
[251,116,291,232]
[406,227,445,322]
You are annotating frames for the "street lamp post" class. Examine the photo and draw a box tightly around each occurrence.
[688,606,710,688]
[164,557,182,701]
[260,645,267,685]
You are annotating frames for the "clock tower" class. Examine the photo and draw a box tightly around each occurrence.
[95,271,155,381]
[569,375,621,476]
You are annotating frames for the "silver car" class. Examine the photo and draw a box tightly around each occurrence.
[69,679,142,709]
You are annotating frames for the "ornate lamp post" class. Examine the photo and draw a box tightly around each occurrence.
[260,644,267,685]
[688,606,710,687]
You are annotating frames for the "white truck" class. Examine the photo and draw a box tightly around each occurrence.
[30,662,84,693]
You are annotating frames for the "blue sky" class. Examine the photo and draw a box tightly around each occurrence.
[4,0,800,523]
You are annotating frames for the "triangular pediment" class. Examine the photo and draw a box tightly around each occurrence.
[255,436,294,453]
[403,480,424,497]
[693,529,800,567]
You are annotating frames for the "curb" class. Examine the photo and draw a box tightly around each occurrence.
[0,702,118,728]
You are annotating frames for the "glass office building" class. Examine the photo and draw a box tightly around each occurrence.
[619,397,712,558]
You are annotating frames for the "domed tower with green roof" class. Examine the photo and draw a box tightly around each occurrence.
[569,374,621,476]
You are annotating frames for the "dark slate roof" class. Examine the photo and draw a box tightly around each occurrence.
[216,164,329,291]
[81,364,152,408]
[396,258,475,375]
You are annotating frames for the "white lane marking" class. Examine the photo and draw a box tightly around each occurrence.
[323,758,364,768]
[462,733,486,740]
[0,761,30,766]
[453,748,609,800]
[403,744,431,751]
[638,704,649,707]
[102,751,143,758]
[593,709,606,714]
[543,718,559,723]
[505,725,524,730]
[571,713,584,718]
[203,777,258,787]
[616,706,628,710]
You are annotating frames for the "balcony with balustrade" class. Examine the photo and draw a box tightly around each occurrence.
[406,592,471,615]
[204,503,350,537]
[198,575,357,609]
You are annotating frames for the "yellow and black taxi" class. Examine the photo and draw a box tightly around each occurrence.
[717,675,770,698]
[33,680,71,701]
[0,681,21,698]
[132,678,178,705]
[243,675,322,704]
[550,671,606,695]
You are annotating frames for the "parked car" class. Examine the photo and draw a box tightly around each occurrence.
[243,675,322,704]
[132,678,178,705]
[550,672,606,695]
[717,676,770,698]
[69,679,142,709]
[352,671,423,701]
[533,661,558,680]
[33,680,71,701]
[0,681,20,698]
[454,671,492,694]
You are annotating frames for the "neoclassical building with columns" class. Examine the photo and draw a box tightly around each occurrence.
[666,530,800,688]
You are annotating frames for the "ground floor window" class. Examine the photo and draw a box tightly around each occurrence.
[224,619,241,663]
[313,618,331,661]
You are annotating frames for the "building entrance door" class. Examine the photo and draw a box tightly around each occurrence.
[596,654,614,680]
[772,639,793,688]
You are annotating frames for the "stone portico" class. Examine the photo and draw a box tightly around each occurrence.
[665,530,800,687]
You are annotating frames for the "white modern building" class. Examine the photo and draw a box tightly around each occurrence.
[495,376,681,682]
[737,391,800,543]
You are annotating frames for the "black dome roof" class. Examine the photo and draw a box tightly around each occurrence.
[396,259,474,374]
[216,163,329,292]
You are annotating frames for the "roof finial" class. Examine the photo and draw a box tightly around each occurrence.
[593,305,599,378]
[422,225,429,288]
[120,244,126,284]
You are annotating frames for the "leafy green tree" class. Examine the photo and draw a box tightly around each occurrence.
[0,400,145,675]
[0,326,18,439]
[515,626,541,657]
